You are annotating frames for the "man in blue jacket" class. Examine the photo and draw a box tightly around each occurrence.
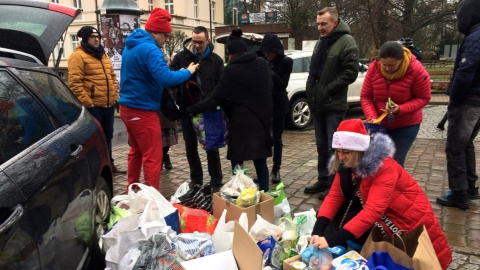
[119,8,198,192]
[437,0,480,210]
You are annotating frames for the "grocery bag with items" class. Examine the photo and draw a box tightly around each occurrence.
[220,166,259,207]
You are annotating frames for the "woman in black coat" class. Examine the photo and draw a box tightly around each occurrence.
[188,29,273,191]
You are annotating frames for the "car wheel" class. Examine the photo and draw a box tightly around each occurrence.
[90,176,111,269]
[289,97,312,130]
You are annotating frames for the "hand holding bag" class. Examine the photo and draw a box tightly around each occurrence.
[364,112,388,135]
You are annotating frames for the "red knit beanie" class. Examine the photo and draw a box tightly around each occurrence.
[145,8,172,33]
[332,119,370,151]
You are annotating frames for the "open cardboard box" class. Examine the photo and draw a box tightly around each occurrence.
[283,254,303,270]
[181,221,264,270]
[213,192,274,230]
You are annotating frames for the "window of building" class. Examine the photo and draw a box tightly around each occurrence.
[73,0,82,9]
[53,41,65,60]
[51,0,59,3]
[165,0,174,14]
[194,0,198,19]
[233,8,238,25]
[148,0,153,12]
[212,1,216,21]
[70,34,80,52]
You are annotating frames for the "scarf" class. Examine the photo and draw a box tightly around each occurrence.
[380,47,411,82]
[309,32,343,79]
[81,41,105,60]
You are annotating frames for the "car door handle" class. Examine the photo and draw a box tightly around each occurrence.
[70,144,83,158]
[0,205,24,234]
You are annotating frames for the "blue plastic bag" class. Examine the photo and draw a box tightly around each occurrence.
[366,251,413,270]
[192,107,228,151]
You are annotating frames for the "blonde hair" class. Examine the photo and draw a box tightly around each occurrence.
[329,150,363,174]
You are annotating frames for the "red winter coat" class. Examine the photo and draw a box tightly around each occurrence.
[360,57,431,129]
[319,133,451,269]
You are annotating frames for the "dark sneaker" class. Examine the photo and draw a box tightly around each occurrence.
[304,181,329,194]
[318,188,330,200]
[436,190,469,210]
[271,170,281,184]
[468,187,480,200]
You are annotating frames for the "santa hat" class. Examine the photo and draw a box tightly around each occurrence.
[145,8,172,33]
[332,119,370,151]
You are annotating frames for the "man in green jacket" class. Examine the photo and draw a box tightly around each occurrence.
[304,7,359,199]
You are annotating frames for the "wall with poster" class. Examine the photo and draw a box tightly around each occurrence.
[100,14,140,81]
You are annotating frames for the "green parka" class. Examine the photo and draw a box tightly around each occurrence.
[306,19,359,113]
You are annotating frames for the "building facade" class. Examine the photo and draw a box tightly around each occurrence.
[40,0,224,79]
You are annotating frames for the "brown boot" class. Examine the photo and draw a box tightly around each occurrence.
[112,164,126,174]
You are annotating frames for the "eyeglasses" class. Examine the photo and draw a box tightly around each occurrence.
[192,40,206,45]
[89,35,100,40]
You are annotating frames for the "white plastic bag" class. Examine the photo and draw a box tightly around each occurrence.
[171,182,190,203]
[211,209,248,253]
[249,214,285,242]
[128,183,181,234]
[293,208,317,236]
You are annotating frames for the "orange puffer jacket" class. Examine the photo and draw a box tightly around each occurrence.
[68,45,119,108]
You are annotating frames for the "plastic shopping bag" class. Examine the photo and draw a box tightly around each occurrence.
[128,183,181,234]
[266,182,291,225]
[171,181,190,203]
[211,210,248,253]
[192,107,228,151]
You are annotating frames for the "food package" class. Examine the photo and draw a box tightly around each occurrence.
[331,250,367,269]
[236,187,260,208]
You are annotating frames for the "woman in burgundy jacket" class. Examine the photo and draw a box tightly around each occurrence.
[310,119,452,269]
[361,41,431,167]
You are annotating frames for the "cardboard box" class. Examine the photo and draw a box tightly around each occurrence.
[181,222,264,270]
[213,192,274,230]
[283,254,303,270]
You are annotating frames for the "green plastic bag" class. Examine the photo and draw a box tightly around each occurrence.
[107,205,132,229]
[266,182,291,224]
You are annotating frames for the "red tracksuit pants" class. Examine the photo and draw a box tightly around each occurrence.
[120,105,162,192]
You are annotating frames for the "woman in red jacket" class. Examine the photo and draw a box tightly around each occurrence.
[310,119,451,269]
[361,41,431,167]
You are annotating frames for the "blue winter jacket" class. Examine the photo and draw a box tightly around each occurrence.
[119,28,191,111]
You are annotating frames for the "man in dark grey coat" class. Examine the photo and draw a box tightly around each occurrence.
[171,26,224,191]
[437,0,480,210]
[304,7,359,199]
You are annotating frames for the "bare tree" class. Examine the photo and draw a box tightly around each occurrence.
[164,30,188,57]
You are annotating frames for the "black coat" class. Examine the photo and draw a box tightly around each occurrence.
[258,34,292,117]
[212,53,273,161]
[170,38,224,112]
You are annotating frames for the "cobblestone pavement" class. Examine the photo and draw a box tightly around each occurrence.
[111,104,480,269]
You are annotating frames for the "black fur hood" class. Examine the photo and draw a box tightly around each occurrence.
[355,133,396,178]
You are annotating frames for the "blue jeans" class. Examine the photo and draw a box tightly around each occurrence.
[387,124,420,167]
[181,115,223,186]
[88,106,115,164]
[272,116,285,171]
[312,110,346,185]
[446,103,480,192]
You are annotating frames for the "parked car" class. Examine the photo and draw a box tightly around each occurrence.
[0,1,112,269]
[286,50,368,129]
